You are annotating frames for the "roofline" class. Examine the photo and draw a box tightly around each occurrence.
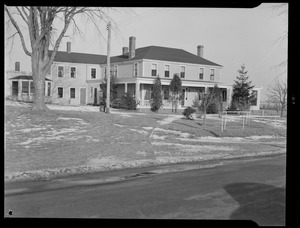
[100,58,222,68]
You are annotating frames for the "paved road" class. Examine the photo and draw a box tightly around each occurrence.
[4,155,286,225]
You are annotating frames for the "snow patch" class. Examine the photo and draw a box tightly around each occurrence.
[152,141,235,152]
[153,128,191,138]
[130,129,149,135]
[18,127,47,133]
[157,115,182,125]
[152,134,167,140]
[142,126,154,130]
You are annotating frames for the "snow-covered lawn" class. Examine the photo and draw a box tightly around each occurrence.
[5,100,286,182]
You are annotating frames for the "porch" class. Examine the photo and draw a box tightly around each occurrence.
[8,75,52,103]
[115,78,231,110]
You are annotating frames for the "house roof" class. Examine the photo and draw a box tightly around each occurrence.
[50,51,106,64]
[103,46,222,66]
[9,75,52,81]
[51,46,221,67]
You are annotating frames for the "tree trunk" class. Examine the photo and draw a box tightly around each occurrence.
[31,51,48,111]
[280,107,284,117]
[203,105,206,126]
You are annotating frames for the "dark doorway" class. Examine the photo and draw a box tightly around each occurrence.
[12,81,18,96]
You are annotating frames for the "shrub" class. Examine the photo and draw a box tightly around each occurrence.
[151,76,163,112]
[183,107,196,120]
[207,102,219,114]
[111,93,137,110]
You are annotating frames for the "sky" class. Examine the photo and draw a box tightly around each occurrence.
[5,4,288,101]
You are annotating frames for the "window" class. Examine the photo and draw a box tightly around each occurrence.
[180,66,185,78]
[199,68,204,80]
[22,81,29,94]
[134,63,138,77]
[250,90,258,106]
[58,87,63,98]
[114,65,118,77]
[70,67,76,78]
[163,87,169,100]
[91,68,96,79]
[30,81,34,94]
[47,82,51,96]
[164,65,170,77]
[70,88,76,99]
[210,69,215,80]
[222,90,227,102]
[58,66,64,77]
[151,64,157,76]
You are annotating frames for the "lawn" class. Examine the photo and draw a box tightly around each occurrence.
[5,100,286,182]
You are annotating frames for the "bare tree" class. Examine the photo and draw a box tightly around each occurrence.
[199,86,220,126]
[5,6,113,111]
[266,77,287,117]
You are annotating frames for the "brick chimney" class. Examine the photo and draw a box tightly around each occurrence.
[67,42,71,53]
[15,61,20,71]
[129,36,136,59]
[197,45,204,58]
[122,47,129,55]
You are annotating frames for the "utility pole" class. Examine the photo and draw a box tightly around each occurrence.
[106,21,111,113]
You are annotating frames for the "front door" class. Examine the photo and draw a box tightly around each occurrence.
[94,88,97,104]
[12,81,18,96]
[80,88,86,105]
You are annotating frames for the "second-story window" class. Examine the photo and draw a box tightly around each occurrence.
[70,67,76,78]
[134,63,138,77]
[180,66,185,78]
[91,68,96,79]
[114,65,118,77]
[210,69,215,81]
[164,65,170,77]
[151,63,157,76]
[58,66,64,77]
[199,68,204,80]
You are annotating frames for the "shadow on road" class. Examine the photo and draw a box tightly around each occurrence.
[224,182,285,226]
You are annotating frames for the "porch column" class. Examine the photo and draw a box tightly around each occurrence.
[125,83,128,94]
[18,80,22,99]
[135,82,140,100]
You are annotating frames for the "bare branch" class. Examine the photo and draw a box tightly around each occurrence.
[5,5,31,56]
[16,6,29,25]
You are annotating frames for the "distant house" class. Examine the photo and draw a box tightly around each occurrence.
[6,37,261,110]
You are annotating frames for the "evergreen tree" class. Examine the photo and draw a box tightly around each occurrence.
[169,74,182,113]
[100,75,118,103]
[151,75,163,112]
[231,64,255,111]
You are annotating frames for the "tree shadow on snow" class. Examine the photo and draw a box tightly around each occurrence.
[224,182,285,226]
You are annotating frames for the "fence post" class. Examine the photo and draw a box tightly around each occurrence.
[221,115,223,132]
[242,116,245,130]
